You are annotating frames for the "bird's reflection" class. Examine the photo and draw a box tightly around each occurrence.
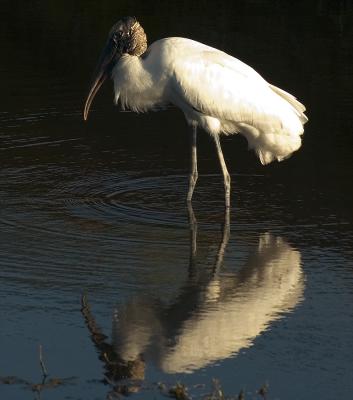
[82,206,304,387]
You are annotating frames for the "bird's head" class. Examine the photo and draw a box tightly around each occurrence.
[83,16,147,120]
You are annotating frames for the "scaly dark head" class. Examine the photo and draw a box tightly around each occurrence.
[83,16,147,120]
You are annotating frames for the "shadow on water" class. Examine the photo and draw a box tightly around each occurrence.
[81,206,304,397]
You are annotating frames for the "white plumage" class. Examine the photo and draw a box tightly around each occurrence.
[84,17,308,207]
[114,37,307,164]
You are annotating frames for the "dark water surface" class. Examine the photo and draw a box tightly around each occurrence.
[1,2,353,399]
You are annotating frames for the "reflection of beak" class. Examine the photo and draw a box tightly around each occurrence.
[83,39,118,121]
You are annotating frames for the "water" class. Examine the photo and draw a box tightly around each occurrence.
[1,2,353,399]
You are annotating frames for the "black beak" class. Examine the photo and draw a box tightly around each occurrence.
[83,39,119,121]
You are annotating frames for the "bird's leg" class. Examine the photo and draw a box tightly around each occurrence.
[213,134,231,208]
[187,125,198,203]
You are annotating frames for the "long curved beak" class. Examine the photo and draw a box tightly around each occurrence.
[83,39,118,121]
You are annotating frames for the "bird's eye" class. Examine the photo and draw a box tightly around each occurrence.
[113,31,123,43]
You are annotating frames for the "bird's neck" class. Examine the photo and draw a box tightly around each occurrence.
[112,54,165,113]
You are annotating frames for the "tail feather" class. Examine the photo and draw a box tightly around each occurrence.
[231,85,308,165]
[270,84,308,125]
[238,122,303,165]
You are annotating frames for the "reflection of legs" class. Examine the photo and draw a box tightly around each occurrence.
[213,207,230,275]
[187,203,230,277]
[213,134,231,208]
[187,203,197,276]
[187,125,198,203]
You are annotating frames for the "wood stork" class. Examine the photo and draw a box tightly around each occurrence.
[83,16,308,208]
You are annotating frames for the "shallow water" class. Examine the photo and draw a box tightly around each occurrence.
[1,2,353,400]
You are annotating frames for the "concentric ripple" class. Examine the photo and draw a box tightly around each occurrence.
[62,174,192,229]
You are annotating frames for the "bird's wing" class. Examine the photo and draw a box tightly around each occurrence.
[171,49,305,134]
